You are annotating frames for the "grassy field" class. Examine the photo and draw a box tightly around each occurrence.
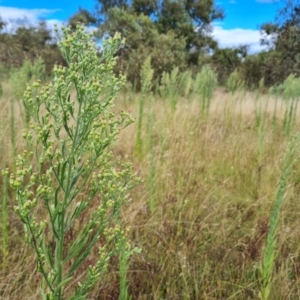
[2,72,300,300]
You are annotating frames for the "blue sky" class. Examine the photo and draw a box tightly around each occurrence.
[0,0,281,52]
[220,0,279,30]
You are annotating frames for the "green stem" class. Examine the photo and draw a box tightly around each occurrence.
[135,95,145,157]
[1,165,8,260]
[10,99,16,162]
[55,95,83,298]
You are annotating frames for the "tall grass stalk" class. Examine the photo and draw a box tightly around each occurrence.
[135,56,154,157]
[9,98,16,161]
[1,161,8,262]
[281,74,300,135]
[254,96,263,129]
[169,67,180,111]
[258,133,300,300]
[119,240,141,300]
[258,77,265,96]
[271,95,279,133]
[2,25,140,299]
[153,77,160,100]
[146,98,157,214]
[282,99,297,136]
[256,120,266,199]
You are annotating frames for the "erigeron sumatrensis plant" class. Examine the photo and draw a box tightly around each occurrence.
[2,24,141,299]
[226,69,244,94]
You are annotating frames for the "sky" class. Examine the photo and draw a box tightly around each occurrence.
[0,0,282,53]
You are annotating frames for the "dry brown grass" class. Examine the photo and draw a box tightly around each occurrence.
[1,87,300,299]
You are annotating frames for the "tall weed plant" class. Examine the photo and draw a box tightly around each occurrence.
[160,67,179,111]
[135,55,154,157]
[258,133,300,300]
[2,25,140,300]
[177,70,193,99]
[9,57,47,156]
[226,69,244,94]
[10,58,46,101]
[281,74,300,135]
[283,74,300,100]
[193,65,218,113]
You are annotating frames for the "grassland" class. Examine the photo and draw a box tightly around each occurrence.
[1,76,300,299]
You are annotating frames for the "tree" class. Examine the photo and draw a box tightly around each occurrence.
[0,19,65,73]
[0,17,5,31]
[211,46,247,84]
[259,0,300,84]
[68,8,97,29]
[98,8,187,87]
[95,0,224,85]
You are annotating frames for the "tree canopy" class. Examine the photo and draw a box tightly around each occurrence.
[0,20,65,73]
[2,0,300,89]
[95,0,224,85]
[258,0,300,84]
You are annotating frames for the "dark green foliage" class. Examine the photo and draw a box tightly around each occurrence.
[211,46,247,84]
[0,20,65,75]
[96,0,224,87]
[239,52,269,88]
[99,8,187,88]
[132,0,158,16]
[251,0,300,87]
[68,8,97,30]
[156,0,223,64]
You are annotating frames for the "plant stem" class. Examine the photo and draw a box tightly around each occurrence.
[55,94,83,298]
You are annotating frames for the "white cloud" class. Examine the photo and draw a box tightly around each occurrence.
[212,25,269,53]
[0,6,64,33]
[0,6,59,22]
[46,19,65,31]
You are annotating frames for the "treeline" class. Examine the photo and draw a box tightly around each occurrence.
[0,9,96,74]
[0,20,64,74]
[0,0,300,89]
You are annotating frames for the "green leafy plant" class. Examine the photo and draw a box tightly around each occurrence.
[2,25,140,299]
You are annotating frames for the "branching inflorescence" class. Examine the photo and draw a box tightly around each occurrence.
[2,24,141,299]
